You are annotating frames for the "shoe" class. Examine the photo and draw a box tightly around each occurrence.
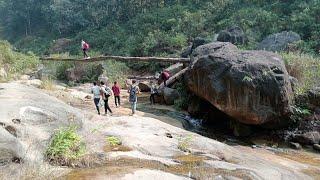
[87,57,91,59]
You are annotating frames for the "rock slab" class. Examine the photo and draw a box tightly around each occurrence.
[257,31,301,52]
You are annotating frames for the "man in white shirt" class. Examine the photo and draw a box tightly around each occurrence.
[91,82,101,115]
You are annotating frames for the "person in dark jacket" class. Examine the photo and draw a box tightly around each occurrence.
[100,81,113,116]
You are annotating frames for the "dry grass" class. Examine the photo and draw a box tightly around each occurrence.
[40,78,56,91]
[281,52,320,94]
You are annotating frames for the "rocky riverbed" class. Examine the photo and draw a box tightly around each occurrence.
[0,81,320,179]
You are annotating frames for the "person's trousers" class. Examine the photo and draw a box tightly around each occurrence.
[83,49,88,58]
[104,98,113,114]
[150,94,156,104]
[131,101,137,114]
[94,98,100,114]
[114,96,121,106]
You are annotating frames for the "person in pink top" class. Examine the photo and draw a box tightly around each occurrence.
[112,81,121,107]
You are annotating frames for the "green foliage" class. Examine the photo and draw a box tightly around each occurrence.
[281,52,320,94]
[14,36,52,55]
[242,75,253,82]
[290,105,311,123]
[46,126,85,164]
[0,40,39,80]
[103,60,129,87]
[106,136,122,146]
[174,81,191,110]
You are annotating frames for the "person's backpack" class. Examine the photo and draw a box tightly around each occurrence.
[84,43,89,49]
[163,71,170,80]
[104,87,111,98]
[129,86,137,102]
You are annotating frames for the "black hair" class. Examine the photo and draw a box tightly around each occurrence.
[100,81,105,85]
[114,81,117,84]
[132,80,136,84]
[93,82,97,85]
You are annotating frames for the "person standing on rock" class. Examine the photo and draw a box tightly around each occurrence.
[128,80,140,116]
[112,81,121,108]
[100,81,113,116]
[81,40,90,59]
[150,81,158,105]
[91,82,101,115]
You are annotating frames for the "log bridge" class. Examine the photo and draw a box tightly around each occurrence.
[40,55,191,89]
[40,56,190,64]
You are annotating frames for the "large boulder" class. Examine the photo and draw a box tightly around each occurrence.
[217,26,247,45]
[257,31,301,52]
[186,42,293,126]
[181,37,208,58]
[292,131,320,145]
[66,64,104,82]
[138,82,151,92]
[163,87,180,105]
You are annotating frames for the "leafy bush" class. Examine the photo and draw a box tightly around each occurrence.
[0,40,39,80]
[46,126,85,165]
[103,60,129,87]
[106,136,122,146]
[174,81,191,110]
[290,105,311,123]
[281,52,320,94]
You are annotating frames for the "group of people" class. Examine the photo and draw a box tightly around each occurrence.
[86,38,172,116]
[91,81,122,116]
[91,80,143,116]
[91,74,169,116]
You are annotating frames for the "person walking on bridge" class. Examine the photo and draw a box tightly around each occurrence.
[100,81,113,116]
[112,81,121,108]
[91,82,101,115]
[81,40,90,59]
[128,80,140,116]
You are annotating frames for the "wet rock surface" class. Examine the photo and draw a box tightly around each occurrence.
[0,82,319,179]
[293,131,320,145]
[186,42,293,126]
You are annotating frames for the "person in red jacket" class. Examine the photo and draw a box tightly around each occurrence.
[112,81,121,107]
[160,70,170,87]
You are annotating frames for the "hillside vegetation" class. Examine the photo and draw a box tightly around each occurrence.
[0,0,320,56]
[0,40,38,81]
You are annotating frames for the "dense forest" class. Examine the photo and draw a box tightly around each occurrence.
[0,0,320,56]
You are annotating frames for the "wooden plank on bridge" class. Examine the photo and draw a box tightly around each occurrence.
[40,56,190,63]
